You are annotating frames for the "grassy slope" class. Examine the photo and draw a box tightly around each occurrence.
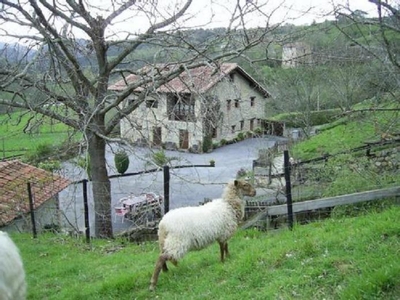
[291,109,400,161]
[0,111,76,158]
[12,206,400,300]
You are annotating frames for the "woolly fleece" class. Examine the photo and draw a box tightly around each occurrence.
[158,180,250,261]
[0,231,26,300]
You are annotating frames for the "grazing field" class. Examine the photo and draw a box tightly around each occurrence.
[0,111,76,159]
[11,205,400,300]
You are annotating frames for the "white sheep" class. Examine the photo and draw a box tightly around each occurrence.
[0,231,27,300]
[149,179,256,290]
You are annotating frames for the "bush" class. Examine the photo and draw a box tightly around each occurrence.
[236,168,247,178]
[76,154,91,180]
[114,150,130,174]
[146,149,178,167]
[38,160,61,172]
[271,109,341,128]
[236,132,245,141]
[253,127,263,135]
[24,143,54,164]
[202,135,213,153]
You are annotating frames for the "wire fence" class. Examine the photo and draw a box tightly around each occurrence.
[5,139,400,242]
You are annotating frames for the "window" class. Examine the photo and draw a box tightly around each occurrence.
[227,99,231,111]
[167,93,195,122]
[146,99,158,108]
[250,96,255,107]
[250,118,255,131]
[234,99,240,108]
[212,127,217,138]
[240,120,244,131]
[231,125,236,133]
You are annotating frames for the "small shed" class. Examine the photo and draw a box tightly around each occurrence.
[0,160,70,232]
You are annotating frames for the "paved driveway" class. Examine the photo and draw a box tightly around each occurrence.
[59,136,286,234]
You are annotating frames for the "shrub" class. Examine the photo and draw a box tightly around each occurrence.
[146,149,178,167]
[236,168,248,179]
[220,139,227,146]
[202,135,213,153]
[271,109,341,128]
[114,150,130,174]
[38,160,61,172]
[236,132,245,141]
[76,154,91,180]
[253,127,263,135]
[23,143,54,164]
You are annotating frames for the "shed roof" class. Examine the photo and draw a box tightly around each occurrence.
[0,160,70,226]
[108,62,270,97]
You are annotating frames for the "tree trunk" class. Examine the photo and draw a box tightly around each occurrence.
[87,124,113,238]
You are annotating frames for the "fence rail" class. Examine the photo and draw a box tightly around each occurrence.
[242,186,400,229]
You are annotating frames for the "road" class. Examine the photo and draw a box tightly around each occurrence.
[58,136,286,234]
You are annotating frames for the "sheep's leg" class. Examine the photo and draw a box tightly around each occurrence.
[162,261,168,272]
[149,254,168,291]
[218,241,227,262]
[161,257,178,272]
[218,241,230,262]
[170,258,178,266]
[224,242,230,258]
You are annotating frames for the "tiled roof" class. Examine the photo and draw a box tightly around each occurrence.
[0,160,70,226]
[108,62,270,97]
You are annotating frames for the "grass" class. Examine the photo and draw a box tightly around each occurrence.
[0,111,77,158]
[291,103,400,161]
[11,205,400,300]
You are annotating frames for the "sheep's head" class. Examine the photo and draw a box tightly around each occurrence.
[234,179,256,197]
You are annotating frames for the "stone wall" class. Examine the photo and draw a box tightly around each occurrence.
[372,146,400,170]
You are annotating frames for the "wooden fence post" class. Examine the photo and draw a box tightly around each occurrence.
[27,182,37,238]
[163,165,170,214]
[283,150,294,230]
[82,179,90,243]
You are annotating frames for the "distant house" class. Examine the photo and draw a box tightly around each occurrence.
[0,160,70,232]
[109,63,271,152]
[282,42,312,68]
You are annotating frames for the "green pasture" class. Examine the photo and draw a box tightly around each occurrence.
[11,205,400,299]
[0,111,77,159]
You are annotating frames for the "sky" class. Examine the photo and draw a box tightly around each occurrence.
[270,0,379,25]
[0,0,384,43]
[184,0,380,27]
[100,0,382,40]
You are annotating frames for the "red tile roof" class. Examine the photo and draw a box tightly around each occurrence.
[109,62,270,97]
[0,160,70,226]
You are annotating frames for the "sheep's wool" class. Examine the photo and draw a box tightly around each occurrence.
[0,231,26,300]
[159,199,239,260]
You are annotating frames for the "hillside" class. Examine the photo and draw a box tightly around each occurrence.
[11,205,400,299]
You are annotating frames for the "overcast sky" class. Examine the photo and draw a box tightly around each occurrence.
[184,0,380,27]
[0,0,382,43]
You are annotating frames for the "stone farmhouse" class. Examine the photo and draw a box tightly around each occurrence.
[109,63,271,152]
[282,42,312,68]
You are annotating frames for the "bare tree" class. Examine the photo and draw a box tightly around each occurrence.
[0,0,280,237]
[334,0,400,102]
